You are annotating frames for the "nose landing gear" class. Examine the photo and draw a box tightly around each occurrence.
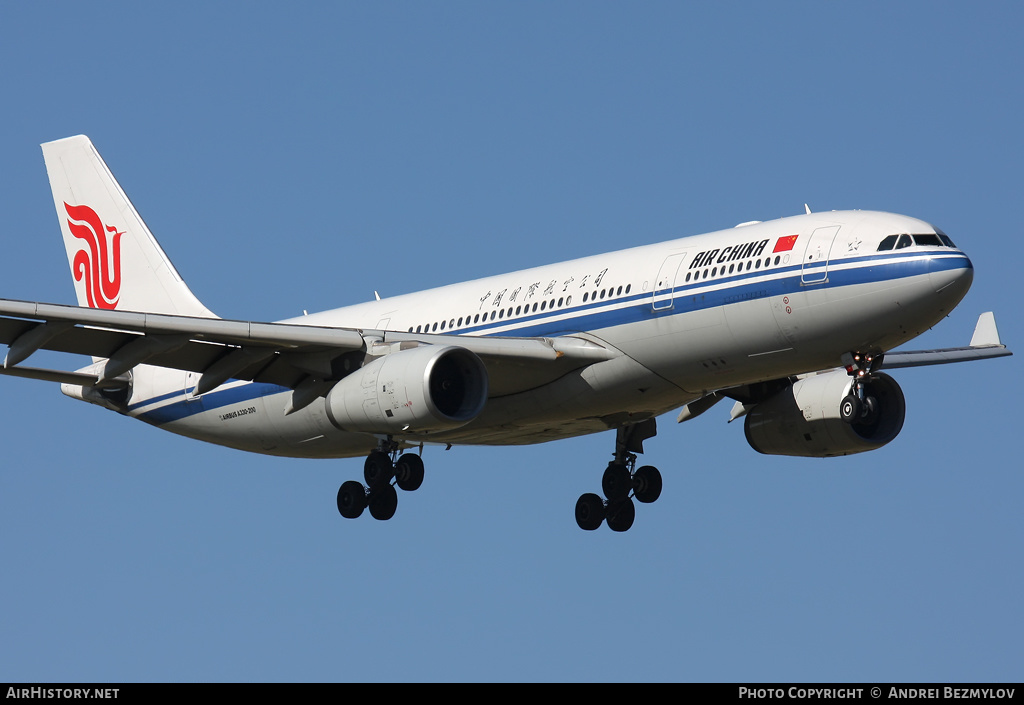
[840,351,884,425]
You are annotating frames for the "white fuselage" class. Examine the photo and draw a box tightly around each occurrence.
[119,210,974,458]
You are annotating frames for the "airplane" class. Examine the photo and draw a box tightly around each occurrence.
[0,135,1012,532]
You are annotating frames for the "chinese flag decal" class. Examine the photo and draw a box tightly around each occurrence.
[773,234,799,253]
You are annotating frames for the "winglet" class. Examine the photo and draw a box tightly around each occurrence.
[970,312,1002,348]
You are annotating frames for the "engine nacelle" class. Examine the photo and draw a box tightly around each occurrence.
[325,345,488,434]
[743,370,905,457]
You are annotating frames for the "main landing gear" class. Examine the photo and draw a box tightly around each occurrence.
[337,439,425,521]
[575,420,663,532]
[839,351,883,425]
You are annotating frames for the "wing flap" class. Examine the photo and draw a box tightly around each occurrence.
[0,299,367,349]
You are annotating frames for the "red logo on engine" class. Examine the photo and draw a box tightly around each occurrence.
[64,203,124,310]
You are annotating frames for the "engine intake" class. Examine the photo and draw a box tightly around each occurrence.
[325,345,488,434]
[744,370,905,457]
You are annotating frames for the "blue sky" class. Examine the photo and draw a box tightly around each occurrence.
[0,2,1020,682]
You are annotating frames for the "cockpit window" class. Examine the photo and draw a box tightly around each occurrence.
[878,231,956,252]
[877,235,899,251]
[913,233,943,247]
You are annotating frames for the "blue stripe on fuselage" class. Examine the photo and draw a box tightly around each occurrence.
[133,382,289,425]
[133,250,970,425]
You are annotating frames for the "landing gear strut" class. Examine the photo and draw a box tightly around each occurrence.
[336,438,424,521]
[575,419,663,532]
[840,351,883,425]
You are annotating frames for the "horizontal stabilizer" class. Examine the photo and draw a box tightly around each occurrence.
[0,363,128,388]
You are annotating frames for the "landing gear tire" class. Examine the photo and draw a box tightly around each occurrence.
[337,480,367,519]
[860,395,879,424]
[395,453,425,492]
[368,484,398,521]
[606,498,636,532]
[633,465,662,504]
[364,451,394,488]
[602,462,632,501]
[840,394,861,423]
[575,493,606,531]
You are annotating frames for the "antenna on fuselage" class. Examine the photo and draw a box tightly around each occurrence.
[804,204,812,214]
[374,291,381,301]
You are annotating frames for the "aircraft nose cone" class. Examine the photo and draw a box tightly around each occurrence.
[929,252,973,307]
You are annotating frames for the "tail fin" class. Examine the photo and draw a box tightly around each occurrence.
[41,135,217,318]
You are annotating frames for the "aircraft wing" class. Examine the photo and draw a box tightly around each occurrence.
[879,312,1012,369]
[681,312,1011,425]
[0,298,617,397]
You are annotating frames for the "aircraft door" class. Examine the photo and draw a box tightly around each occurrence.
[800,225,840,284]
[652,252,687,311]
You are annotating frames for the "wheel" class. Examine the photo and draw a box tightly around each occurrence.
[575,493,606,531]
[605,498,635,532]
[839,394,861,423]
[368,483,398,521]
[364,451,394,488]
[602,462,632,501]
[395,453,425,492]
[337,480,367,519]
[633,465,662,504]
[860,395,879,423]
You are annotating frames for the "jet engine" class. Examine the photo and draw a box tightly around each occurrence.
[325,345,488,434]
[743,370,905,457]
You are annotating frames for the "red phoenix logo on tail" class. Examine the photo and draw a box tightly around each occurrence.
[64,203,124,309]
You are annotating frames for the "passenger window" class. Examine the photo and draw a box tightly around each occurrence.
[558,297,563,307]
[583,292,589,302]
[457,317,463,327]
[625,284,631,294]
